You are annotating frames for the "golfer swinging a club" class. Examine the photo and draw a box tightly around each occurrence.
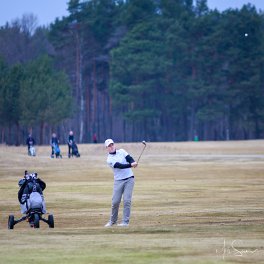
[104,139,137,227]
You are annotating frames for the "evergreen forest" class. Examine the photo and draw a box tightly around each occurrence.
[1,0,264,145]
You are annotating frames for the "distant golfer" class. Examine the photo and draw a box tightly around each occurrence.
[67,130,75,158]
[104,139,137,227]
[26,134,35,155]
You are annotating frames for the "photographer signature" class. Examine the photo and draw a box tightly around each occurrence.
[216,239,259,260]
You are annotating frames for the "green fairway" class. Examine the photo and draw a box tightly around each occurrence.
[0,141,264,264]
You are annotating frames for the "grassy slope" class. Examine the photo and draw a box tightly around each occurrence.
[0,140,264,264]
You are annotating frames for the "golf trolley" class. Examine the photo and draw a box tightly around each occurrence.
[68,141,80,158]
[9,171,54,229]
[28,145,36,156]
[8,208,54,229]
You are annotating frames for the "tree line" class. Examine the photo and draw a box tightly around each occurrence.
[1,0,264,145]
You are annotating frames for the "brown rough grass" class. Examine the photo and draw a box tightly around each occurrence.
[0,140,264,264]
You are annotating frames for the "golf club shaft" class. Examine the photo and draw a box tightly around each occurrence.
[137,145,146,164]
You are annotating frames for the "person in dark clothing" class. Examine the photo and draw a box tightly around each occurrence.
[50,133,61,158]
[93,133,97,144]
[67,130,75,158]
[26,134,35,155]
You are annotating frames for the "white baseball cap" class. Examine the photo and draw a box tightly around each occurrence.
[105,138,114,147]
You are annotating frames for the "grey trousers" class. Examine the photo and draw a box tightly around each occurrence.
[110,177,135,224]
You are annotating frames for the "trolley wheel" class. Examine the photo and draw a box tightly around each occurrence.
[8,215,15,229]
[48,214,54,228]
[34,213,40,228]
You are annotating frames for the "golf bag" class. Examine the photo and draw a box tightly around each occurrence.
[52,143,62,158]
[28,145,36,156]
[72,142,80,157]
[19,192,45,215]
[18,173,46,214]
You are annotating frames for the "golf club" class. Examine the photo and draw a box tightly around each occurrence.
[137,141,146,164]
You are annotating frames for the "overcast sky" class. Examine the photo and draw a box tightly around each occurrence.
[207,0,264,11]
[0,0,69,27]
[0,0,263,27]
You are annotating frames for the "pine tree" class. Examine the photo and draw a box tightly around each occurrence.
[20,55,72,144]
